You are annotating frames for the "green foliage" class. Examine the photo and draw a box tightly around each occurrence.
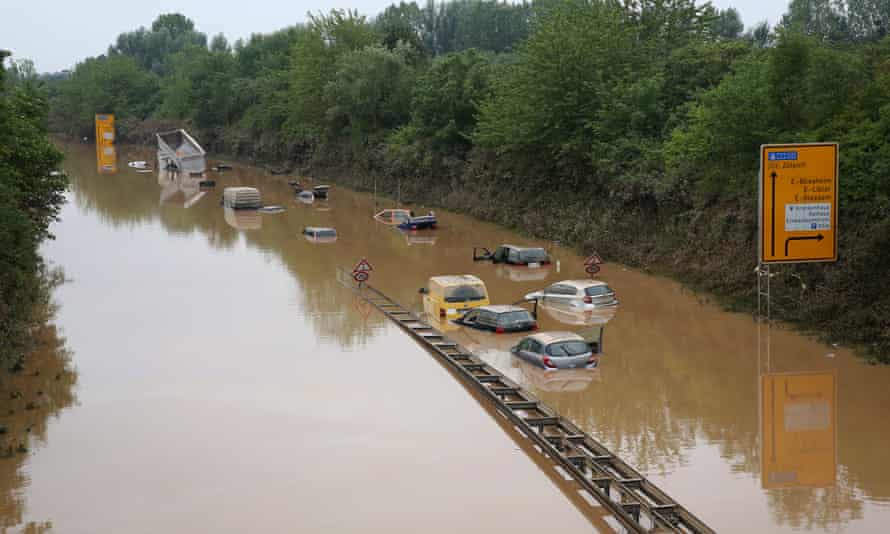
[390,48,494,160]
[284,10,380,142]
[324,44,415,144]
[110,13,207,75]
[0,55,67,366]
[710,7,744,39]
[52,55,159,138]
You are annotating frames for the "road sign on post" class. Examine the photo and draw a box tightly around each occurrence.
[759,143,838,264]
[584,253,603,275]
[352,258,373,284]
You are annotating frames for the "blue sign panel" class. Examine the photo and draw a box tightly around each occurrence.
[768,151,798,161]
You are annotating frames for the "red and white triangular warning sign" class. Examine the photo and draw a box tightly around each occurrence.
[353,258,374,273]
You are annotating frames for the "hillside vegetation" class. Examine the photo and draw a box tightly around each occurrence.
[42,0,890,360]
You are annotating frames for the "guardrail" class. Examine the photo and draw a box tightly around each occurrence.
[338,272,715,533]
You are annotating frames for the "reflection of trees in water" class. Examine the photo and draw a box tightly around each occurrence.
[0,320,77,530]
[766,469,863,530]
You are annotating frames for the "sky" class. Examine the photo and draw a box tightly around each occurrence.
[3,0,790,73]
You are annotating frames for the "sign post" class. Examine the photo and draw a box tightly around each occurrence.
[95,114,117,174]
[584,253,604,275]
[759,143,838,264]
[352,258,373,285]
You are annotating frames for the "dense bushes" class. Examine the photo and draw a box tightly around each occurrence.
[0,52,66,368]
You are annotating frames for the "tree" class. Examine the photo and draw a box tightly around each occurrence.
[324,44,415,144]
[0,51,66,366]
[392,48,494,158]
[711,7,745,39]
[284,10,379,141]
[109,13,207,75]
[52,55,159,137]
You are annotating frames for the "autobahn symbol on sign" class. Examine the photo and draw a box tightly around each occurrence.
[352,258,373,283]
[760,143,838,264]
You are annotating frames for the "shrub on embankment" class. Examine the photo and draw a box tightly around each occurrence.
[41,1,890,360]
[0,51,67,368]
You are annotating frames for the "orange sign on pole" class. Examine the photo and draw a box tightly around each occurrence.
[759,143,838,264]
[95,114,117,173]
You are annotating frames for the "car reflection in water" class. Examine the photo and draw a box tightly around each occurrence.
[400,229,437,246]
[223,207,262,230]
[494,263,551,282]
[517,359,601,393]
[538,300,618,326]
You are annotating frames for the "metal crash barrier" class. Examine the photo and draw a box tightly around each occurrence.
[337,269,715,534]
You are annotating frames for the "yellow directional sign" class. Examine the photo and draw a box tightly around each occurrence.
[760,143,838,263]
[760,371,836,489]
[95,114,117,174]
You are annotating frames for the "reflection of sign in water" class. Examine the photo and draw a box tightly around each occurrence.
[760,371,836,489]
[760,143,838,263]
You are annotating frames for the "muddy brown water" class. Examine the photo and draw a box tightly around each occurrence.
[3,142,889,532]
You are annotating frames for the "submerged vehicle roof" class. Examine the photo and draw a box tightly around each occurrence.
[429,274,484,286]
[557,279,612,289]
[304,226,336,233]
[477,305,531,314]
[527,331,585,345]
[501,244,547,251]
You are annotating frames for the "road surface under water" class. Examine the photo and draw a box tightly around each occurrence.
[3,142,889,532]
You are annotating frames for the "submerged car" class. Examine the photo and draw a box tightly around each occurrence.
[374,208,411,225]
[474,244,550,266]
[454,305,537,333]
[398,211,437,230]
[524,280,618,308]
[302,226,337,243]
[421,275,490,318]
[511,332,601,369]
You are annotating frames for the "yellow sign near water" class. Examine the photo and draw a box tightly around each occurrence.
[759,143,838,263]
[95,114,117,173]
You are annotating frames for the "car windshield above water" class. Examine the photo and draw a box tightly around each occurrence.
[444,284,487,303]
[518,248,548,263]
[585,284,614,297]
[500,311,533,325]
[546,340,592,357]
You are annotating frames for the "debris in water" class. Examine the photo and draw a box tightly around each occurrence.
[825,352,835,358]
[199,180,216,188]
[258,206,286,214]
[212,164,233,171]
[128,161,149,169]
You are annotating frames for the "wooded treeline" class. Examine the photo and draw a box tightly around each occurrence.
[0,52,66,368]
[41,0,890,360]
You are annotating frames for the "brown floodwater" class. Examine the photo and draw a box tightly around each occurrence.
[3,141,889,532]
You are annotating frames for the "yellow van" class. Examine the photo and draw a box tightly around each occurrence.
[421,275,490,318]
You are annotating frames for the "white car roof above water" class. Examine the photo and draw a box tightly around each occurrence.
[429,274,484,286]
[527,331,585,345]
[558,280,611,290]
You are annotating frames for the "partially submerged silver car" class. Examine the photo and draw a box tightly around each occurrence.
[524,279,618,309]
[511,332,601,369]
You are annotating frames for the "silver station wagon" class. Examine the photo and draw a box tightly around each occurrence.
[511,332,601,369]
[524,279,618,309]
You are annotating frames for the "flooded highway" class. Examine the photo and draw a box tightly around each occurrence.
[4,141,890,532]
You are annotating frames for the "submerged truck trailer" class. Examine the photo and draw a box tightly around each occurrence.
[156,129,206,174]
